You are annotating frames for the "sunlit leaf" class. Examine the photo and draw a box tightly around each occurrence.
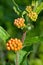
[0,26,10,42]
[35,2,43,14]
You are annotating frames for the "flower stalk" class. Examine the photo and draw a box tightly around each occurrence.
[16,52,19,65]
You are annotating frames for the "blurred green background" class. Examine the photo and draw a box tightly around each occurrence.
[0,0,43,65]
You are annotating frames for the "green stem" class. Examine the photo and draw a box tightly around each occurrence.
[15,31,27,65]
[16,52,19,65]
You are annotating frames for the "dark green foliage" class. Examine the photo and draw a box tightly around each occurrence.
[0,0,43,65]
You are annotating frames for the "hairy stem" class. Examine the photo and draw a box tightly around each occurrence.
[21,31,27,43]
[16,52,19,65]
[15,31,27,65]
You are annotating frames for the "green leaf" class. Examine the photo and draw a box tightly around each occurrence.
[19,50,27,65]
[21,58,28,65]
[24,36,39,45]
[13,6,20,15]
[35,2,43,14]
[20,51,32,65]
[0,26,10,42]
[24,33,43,45]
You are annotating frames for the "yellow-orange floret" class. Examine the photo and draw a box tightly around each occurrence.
[27,12,38,21]
[26,6,32,13]
[6,38,22,51]
[14,18,25,28]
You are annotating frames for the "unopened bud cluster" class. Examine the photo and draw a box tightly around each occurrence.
[28,12,38,21]
[26,6,38,21]
[26,6,32,13]
[6,38,22,51]
[14,18,25,28]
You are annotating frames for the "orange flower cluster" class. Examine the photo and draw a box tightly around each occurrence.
[6,38,22,51]
[14,18,25,28]
[26,6,32,13]
[28,12,38,21]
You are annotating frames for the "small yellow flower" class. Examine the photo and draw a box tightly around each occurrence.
[26,6,32,13]
[6,38,22,51]
[14,18,25,28]
[28,12,38,21]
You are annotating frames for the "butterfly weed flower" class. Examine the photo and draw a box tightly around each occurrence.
[27,12,38,21]
[6,38,22,51]
[14,18,25,28]
[26,6,32,13]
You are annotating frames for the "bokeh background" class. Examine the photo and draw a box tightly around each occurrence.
[0,0,43,65]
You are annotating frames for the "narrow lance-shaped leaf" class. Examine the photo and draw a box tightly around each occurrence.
[12,0,21,15]
[35,2,43,14]
[13,6,20,15]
